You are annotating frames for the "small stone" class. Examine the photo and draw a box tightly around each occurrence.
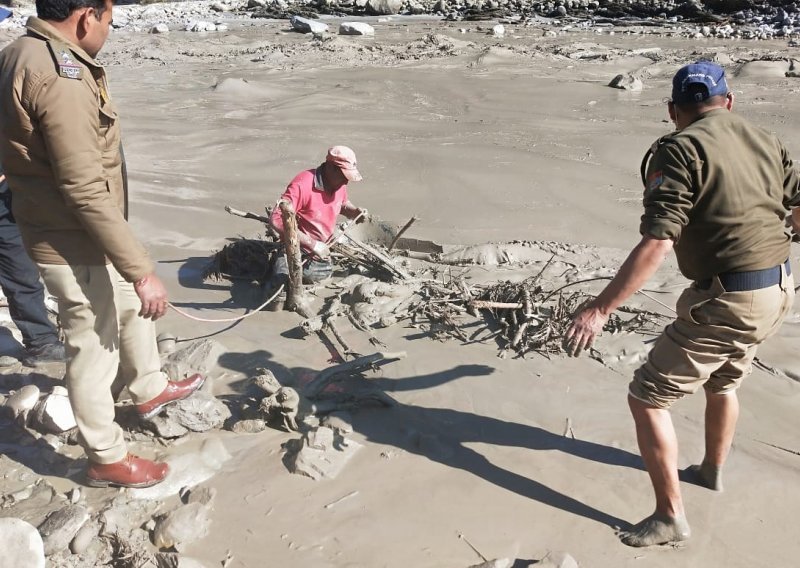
[211,1,228,11]
[69,521,99,555]
[37,504,89,556]
[247,0,267,7]
[290,15,329,34]
[492,24,505,37]
[231,418,268,433]
[0,354,18,367]
[0,518,45,568]
[153,502,212,552]
[339,22,375,36]
[156,332,177,354]
[162,390,231,433]
[5,384,40,419]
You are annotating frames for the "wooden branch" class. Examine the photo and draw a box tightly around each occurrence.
[338,233,412,280]
[470,300,524,310]
[304,351,407,399]
[388,215,419,251]
[225,205,271,224]
[279,201,305,313]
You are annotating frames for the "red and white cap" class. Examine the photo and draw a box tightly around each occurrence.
[326,145,362,182]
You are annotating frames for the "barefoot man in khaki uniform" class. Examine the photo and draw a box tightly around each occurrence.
[0,0,203,488]
[566,62,800,546]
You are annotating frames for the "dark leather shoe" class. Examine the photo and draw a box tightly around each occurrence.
[22,342,66,367]
[86,454,168,488]
[136,373,205,420]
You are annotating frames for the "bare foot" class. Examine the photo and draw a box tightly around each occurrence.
[618,512,691,547]
[686,462,723,492]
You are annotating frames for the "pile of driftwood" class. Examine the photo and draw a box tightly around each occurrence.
[210,205,668,360]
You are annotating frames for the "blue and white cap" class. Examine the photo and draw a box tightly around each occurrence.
[671,62,729,104]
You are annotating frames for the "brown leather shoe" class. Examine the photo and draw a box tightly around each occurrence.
[136,373,205,420]
[86,454,168,488]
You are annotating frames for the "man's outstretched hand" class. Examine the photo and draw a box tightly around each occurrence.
[564,302,608,357]
[134,273,168,320]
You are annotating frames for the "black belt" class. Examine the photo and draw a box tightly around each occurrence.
[696,260,791,292]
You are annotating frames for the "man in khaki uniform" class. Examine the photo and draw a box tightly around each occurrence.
[566,62,800,546]
[0,0,203,488]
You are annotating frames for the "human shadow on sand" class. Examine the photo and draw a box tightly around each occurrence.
[351,370,642,530]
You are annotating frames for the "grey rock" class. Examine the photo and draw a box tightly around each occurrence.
[157,332,178,354]
[153,502,212,552]
[339,22,375,36]
[290,15,329,34]
[230,418,268,433]
[247,0,267,7]
[37,504,89,556]
[366,0,403,15]
[0,354,19,367]
[163,390,231,433]
[287,426,362,480]
[162,339,224,382]
[145,388,230,439]
[608,73,643,91]
[0,518,45,568]
[252,368,281,395]
[69,520,99,555]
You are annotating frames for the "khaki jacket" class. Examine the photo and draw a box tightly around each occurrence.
[0,17,153,282]
[640,109,800,281]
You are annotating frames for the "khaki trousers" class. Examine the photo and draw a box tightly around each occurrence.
[630,267,794,409]
[38,263,167,464]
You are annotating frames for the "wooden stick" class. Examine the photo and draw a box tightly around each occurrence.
[304,351,407,399]
[339,233,412,280]
[225,205,271,225]
[388,215,419,251]
[279,201,304,313]
[470,300,524,310]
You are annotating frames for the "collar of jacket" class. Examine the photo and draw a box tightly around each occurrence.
[25,16,102,70]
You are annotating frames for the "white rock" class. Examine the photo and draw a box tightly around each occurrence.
[211,2,229,11]
[290,15,328,34]
[339,22,375,36]
[366,0,402,15]
[608,73,643,91]
[538,551,580,568]
[186,21,217,32]
[5,384,40,418]
[0,518,45,568]
[215,23,229,32]
[151,23,170,34]
[34,389,76,433]
[492,24,505,37]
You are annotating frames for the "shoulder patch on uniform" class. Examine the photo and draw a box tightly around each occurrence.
[57,48,83,80]
[647,170,663,192]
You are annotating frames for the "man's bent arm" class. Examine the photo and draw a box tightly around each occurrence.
[565,235,674,355]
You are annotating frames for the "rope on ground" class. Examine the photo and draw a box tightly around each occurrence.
[166,284,284,323]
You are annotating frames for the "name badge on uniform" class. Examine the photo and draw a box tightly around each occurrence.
[57,49,83,80]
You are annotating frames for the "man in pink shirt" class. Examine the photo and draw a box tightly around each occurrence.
[269,146,367,289]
